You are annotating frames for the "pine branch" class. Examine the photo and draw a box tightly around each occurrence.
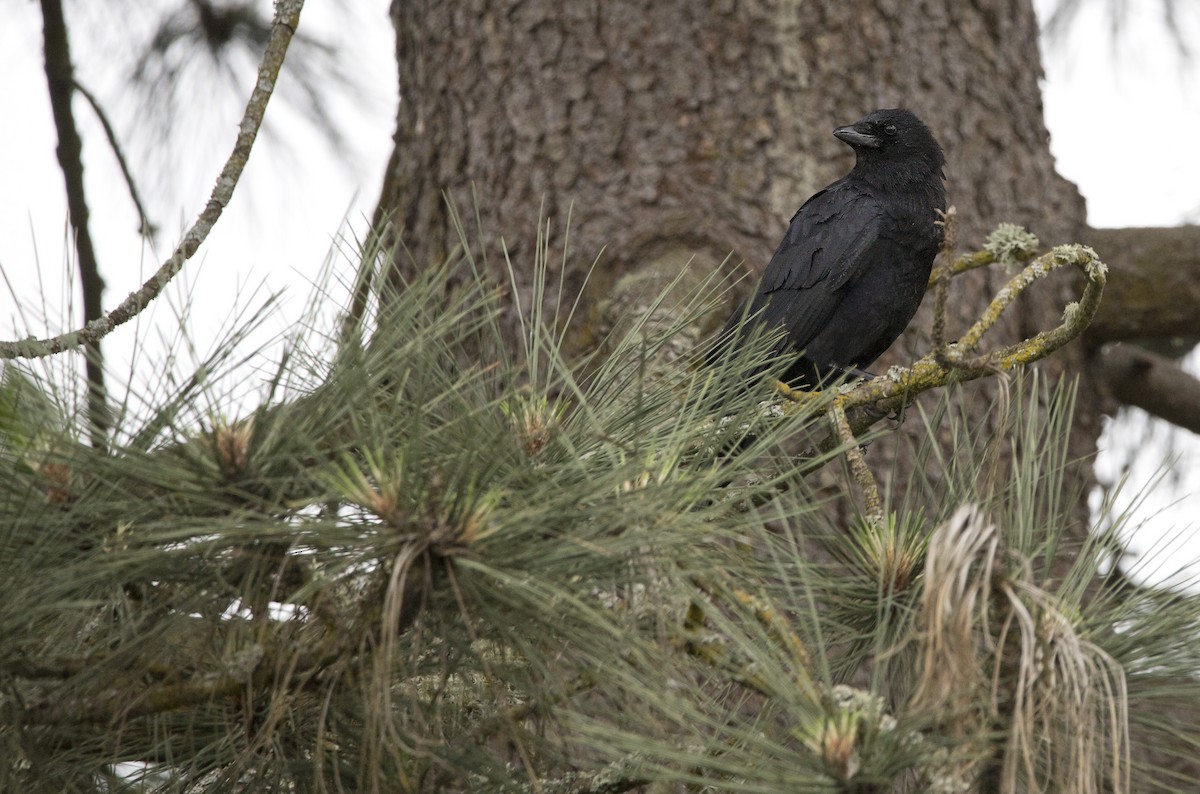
[19,608,347,726]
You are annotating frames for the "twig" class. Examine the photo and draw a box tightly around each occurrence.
[927,249,1002,288]
[1,0,306,362]
[831,400,882,525]
[931,207,957,368]
[71,79,157,238]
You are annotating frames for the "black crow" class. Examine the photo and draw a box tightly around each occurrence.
[710,108,947,390]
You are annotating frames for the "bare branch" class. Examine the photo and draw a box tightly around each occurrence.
[71,78,157,238]
[1097,343,1200,435]
[19,624,343,726]
[39,0,109,446]
[1,0,306,362]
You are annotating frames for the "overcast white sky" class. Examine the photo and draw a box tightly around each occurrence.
[0,1,395,402]
[1034,0,1200,586]
[1,1,1198,584]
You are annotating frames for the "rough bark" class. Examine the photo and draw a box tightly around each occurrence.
[378,1,810,316]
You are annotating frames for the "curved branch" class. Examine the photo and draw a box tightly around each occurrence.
[927,219,1041,292]
[929,217,1040,367]
[1,0,306,362]
[764,239,1105,518]
[779,241,1107,438]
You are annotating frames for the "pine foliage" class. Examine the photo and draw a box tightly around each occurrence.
[3,223,1200,793]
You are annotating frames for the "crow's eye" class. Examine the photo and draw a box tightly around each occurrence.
[885,124,898,135]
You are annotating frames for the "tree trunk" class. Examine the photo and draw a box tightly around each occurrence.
[374,0,1104,519]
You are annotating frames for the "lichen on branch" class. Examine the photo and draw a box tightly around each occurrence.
[780,231,1107,425]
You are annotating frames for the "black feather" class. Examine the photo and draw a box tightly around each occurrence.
[710,108,947,391]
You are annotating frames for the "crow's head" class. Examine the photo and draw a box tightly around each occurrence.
[833,108,945,175]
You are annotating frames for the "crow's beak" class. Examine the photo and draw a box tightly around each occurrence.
[833,124,882,149]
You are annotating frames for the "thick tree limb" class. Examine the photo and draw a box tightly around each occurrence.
[1096,344,1200,436]
[1,0,306,362]
[1085,225,1200,344]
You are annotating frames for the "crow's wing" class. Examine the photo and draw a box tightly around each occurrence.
[747,182,884,352]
